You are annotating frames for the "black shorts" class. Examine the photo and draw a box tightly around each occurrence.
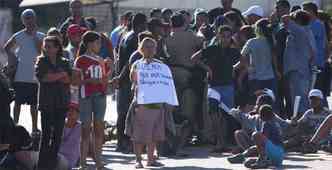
[13,82,38,105]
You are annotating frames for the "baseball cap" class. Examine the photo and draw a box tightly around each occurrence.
[67,24,87,37]
[21,9,36,18]
[242,5,264,17]
[309,89,323,99]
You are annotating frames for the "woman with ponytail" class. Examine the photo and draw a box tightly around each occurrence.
[74,31,112,169]
[238,18,280,102]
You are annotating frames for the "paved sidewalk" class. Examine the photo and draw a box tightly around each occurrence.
[14,95,332,170]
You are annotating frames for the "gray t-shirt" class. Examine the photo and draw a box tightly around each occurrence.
[241,37,275,80]
[283,21,311,76]
[229,108,289,136]
[13,30,45,83]
[298,107,331,131]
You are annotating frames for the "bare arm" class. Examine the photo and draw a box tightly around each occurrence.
[271,49,281,79]
[3,36,17,67]
[32,35,43,55]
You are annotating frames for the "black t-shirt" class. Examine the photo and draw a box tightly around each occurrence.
[118,31,138,85]
[201,45,240,86]
[274,27,289,73]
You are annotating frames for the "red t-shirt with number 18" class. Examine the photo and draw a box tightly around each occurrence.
[74,55,109,98]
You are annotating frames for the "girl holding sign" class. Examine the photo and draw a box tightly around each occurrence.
[74,31,111,169]
[130,37,177,168]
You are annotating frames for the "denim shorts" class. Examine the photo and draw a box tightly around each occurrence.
[79,93,106,124]
[265,140,284,167]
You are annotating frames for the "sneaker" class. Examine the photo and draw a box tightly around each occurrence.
[245,157,272,169]
[227,153,245,164]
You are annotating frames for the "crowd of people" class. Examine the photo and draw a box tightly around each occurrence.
[1,0,332,169]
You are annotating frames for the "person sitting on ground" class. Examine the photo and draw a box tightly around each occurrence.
[227,91,289,164]
[284,89,331,152]
[58,103,81,169]
[244,105,284,169]
[303,114,332,153]
[0,125,30,169]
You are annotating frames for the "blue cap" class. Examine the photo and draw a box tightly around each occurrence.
[21,9,36,18]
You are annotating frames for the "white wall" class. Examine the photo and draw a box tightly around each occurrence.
[118,0,323,15]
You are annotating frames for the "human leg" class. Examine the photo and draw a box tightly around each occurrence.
[311,115,332,144]
[234,130,252,151]
[79,97,93,167]
[92,94,106,168]
[37,110,53,170]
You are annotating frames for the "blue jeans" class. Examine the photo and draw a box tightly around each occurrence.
[79,93,107,124]
[211,85,234,108]
[287,71,310,114]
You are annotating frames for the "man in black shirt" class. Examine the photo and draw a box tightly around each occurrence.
[192,25,240,151]
[192,25,239,108]
[272,0,292,118]
[114,13,147,153]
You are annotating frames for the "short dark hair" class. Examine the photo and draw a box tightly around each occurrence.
[171,13,185,28]
[122,11,133,20]
[179,10,190,17]
[86,16,97,30]
[276,0,290,9]
[132,13,147,30]
[224,11,243,29]
[259,104,274,120]
[147,18,163,33]
[217,25,233,34]
[293,10,312,26]
[150,8,162,18]
[302,2,318,15]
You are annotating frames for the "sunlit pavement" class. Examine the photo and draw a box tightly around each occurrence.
[13,95,332,170]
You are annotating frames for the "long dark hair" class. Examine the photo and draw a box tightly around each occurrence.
[42,36,63,57]
[78,31,100,56]
[255,18,274,50]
